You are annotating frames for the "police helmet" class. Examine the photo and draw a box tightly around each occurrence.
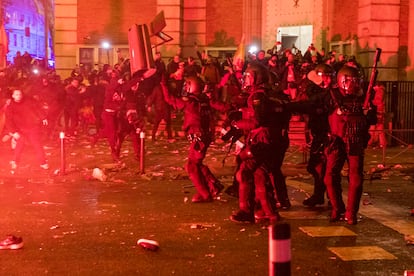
[337,65,361,95]
[315,63,334,76]
[243,62,269,90]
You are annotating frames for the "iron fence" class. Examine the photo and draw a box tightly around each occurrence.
[384,81,414,145]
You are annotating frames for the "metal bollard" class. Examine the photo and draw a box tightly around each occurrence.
[59,132,66,175]
[140,131,145,174]
[269,223,291,276]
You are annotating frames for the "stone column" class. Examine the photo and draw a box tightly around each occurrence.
[243,0,262,46]
[397,0,410,80]
[358,0,401,81]
[54,0,78,78]
[408,1,414,79]
[181,0,206,59]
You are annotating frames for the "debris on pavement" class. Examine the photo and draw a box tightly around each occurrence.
[92,168,107,181]
[362,199,373,205]
[248,231,262,237]
[377,164,385,169]
[112,179,127,184]
[151,172,164,177]
[140,174,152,181]
[62,231,77,235]
[191,224,204,229]
[137,239,159,251]
[0,235,24,250]
[32,201,61,205]
[170,173,188,180]
[190,223,214,229]
[404,234,414,245]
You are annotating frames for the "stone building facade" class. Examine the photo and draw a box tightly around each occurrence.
[54,0,413,80]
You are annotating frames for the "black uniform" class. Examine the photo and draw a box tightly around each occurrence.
[287,81,332,206]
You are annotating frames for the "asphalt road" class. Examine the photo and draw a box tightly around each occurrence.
[0,131,413,275]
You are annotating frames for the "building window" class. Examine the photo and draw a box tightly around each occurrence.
[79,48,94,67]
[99,47,113,65]
[12,12,16,24]
[204,47,237,60]
[19,14,25,26]
[329,40,355,57]
[116,48,129,63]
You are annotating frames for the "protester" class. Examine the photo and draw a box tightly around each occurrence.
[117,81,146,161]
[4,88,49,170]
[30,76,65,140]
[368,82,386,148]
[64,77,85,137]
[147,83,173,141]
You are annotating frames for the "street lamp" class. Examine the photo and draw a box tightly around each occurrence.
[101,41,111,64]
[248,45,258,54]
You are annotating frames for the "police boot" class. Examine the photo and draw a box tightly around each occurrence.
[326,187,345,222]
[224,179,239,198]
[345,185,363,225]
[303,195,325,207]
[200,165,223,197]
[111,148,120,163]
[230,210,255,223]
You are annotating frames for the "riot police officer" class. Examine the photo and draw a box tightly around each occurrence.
[324,65,371,225]
[287,63,334,207]
[161,76,227,203]
[229,62,285,223]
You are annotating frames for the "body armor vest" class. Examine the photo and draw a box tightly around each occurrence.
[340,96,368,155]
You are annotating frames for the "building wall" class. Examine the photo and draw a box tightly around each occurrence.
[408,0,414,79]
[77,1,157,45]
[357,0,402,81]
[262,0,360,56]
[205,0,243,47]
[181,0,205,59]
[156,0,182,57]
[399,0,411,80]
[262,0,317,53]
[55,0,77,77]
[51,0,413,80]
[330,0,359,42]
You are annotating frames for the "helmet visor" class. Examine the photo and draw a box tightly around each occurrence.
[340,76,360,94]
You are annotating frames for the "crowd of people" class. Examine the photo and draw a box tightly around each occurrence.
[0,43,382,227]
